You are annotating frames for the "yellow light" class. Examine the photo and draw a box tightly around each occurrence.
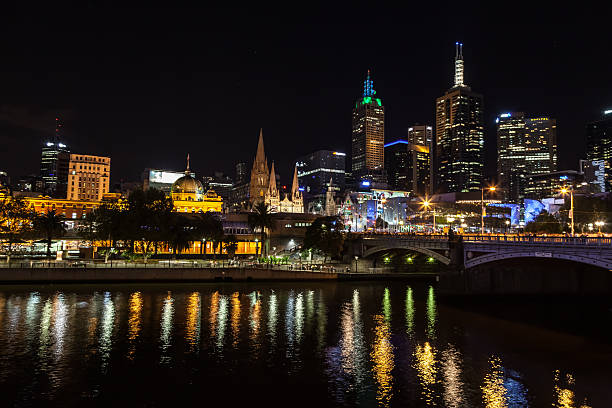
[489,186,496,192]
[560,188,568,194]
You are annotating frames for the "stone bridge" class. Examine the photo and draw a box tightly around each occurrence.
[354,234,612,270]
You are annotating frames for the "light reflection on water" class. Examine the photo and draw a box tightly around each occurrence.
[0,284,605,407]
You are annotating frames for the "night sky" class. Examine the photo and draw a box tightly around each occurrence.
[0,4,610,187]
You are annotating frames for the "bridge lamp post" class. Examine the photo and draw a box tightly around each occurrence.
[422,199,435,233]
[560,187,574,236]
[481,186,497,235]
[596,221,604,234]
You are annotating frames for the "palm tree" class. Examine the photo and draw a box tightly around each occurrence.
[194,212,223,258]
[33,210,66,258]
[167,214,193,259]
[222,234,239,258]
[248,202,275,257]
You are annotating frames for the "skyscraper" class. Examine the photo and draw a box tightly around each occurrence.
[435,43,484,193]
[352,70,385,184]
[586,109,612,191]
[384,125,432,195]
[497,112,557,201]
[41,117,70,197]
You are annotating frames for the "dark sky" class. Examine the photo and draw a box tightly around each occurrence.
[0,4,610,187]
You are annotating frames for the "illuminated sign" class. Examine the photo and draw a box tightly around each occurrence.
[605,109,612,115]
[559,175,569,180]
[332,152,346,156]
[361,181,370,187]
[500,113,511,118]
[149,170,185,185]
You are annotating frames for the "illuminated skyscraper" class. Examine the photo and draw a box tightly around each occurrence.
[352,70,385,184]
[497,112,557,200]
[435,43,484,193]
[384,125,432,195]
[586,109,612,191]
[40,117,70,197]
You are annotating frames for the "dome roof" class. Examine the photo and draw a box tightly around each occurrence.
[171,172,204,195]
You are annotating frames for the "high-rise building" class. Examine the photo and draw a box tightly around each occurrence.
[408,125,433,195]
[435,43,484,193]
[296,150,345,198]
[67,154,111,201]
[351,70,385,184]
[497,112,557,201]
[41,117,71,197]
[586,109,612,191]
[235,162,249,185]
[384,126,432,196]
[384,141,410,191]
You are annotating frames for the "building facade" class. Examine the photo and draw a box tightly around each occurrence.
[524,170,583,200]
[497,112,558,201]
[296,149,345,200]
[67,154,111,201]
[41,117,70,197]
[586,109,612,191]
[384,125,432,196]
[351,70,385,184]
[435,43,484,193]
[170,158,222,213]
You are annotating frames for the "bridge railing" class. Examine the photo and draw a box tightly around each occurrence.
[360,233,612,246]
[463,235,612,246]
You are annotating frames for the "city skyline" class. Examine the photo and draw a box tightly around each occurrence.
[0,5,609,186]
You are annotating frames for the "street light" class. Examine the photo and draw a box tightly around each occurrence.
[596,220,604,234]
[421,197,435,233]
[481,186,497,235]
[560,187,574,236]
[505,219,510,234]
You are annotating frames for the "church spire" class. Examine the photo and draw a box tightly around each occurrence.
[363,69,376,97]
[268,161,277,193]
[454,42,465,87]
[255,128,266,164]
[291,165,300,198]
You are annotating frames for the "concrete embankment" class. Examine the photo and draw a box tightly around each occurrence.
[0,267,339,283]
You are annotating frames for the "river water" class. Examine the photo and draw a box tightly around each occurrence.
[0,282,609,407]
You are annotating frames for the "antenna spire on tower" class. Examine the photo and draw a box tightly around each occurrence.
[454,42,465,87]
[186,153,190,173]
[363,69,376,97]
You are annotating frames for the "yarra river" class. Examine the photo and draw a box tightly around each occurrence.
[0,282,610,407]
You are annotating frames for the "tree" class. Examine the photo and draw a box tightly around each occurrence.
[166,214,194,259]
[223,234,239,258]
[375,216,388,231]
[125,188,173,262]
[0,197,34,262]
[248,202,275,257]
[90,202,125,262]
[194,212,224,258]
[525,210,562,234]
[33,210,66,258]
[304,216,345,263]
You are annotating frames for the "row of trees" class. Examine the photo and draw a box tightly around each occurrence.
[0,198,67,261]
[81,188,237,261]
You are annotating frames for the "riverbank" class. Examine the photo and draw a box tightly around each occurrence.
[0,266,439,283]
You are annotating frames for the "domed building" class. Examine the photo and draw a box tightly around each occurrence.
[171,156,222,213]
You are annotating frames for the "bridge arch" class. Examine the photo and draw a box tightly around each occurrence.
[465,251,612,270]
[362,245,451,265]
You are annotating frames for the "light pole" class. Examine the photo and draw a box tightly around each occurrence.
[560,187,574,236]
[505,219,510,234]
[421,198,435,233]
[596,221,604,234]
[481,186,497,235]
